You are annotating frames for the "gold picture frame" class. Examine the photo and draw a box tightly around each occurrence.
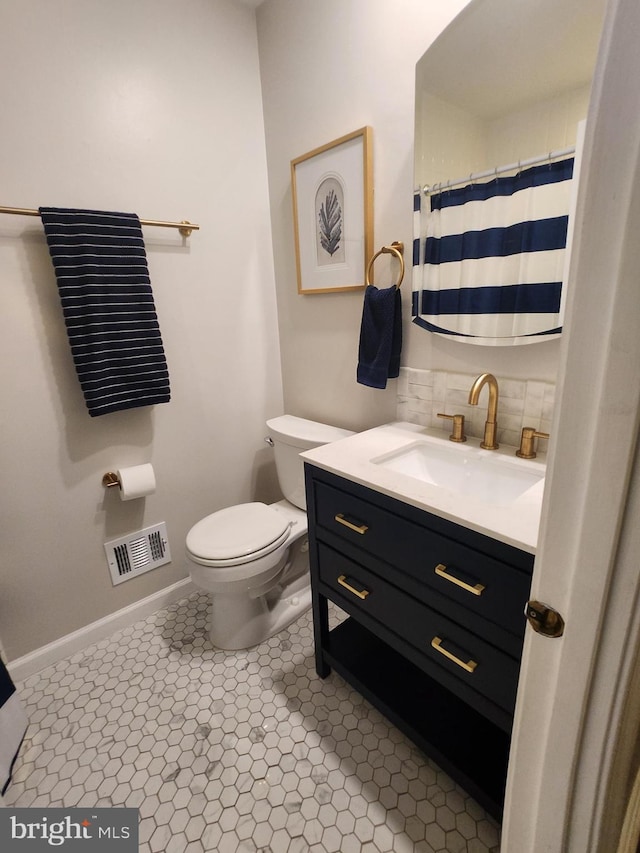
[291,126,373,294]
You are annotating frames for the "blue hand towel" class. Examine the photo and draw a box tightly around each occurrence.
[357,285,402,389]
[39,207,171,417]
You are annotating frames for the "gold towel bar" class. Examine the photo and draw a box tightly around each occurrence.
[366,241,404,289]
[0,205,200,237]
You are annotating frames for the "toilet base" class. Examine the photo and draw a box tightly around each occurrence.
[208,572,311,650]
[188,499,312,650]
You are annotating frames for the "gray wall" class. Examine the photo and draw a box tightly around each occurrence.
[257,0,562,437]
[0,0,283,660]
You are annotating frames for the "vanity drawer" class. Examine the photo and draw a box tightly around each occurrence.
[317,543,521,714]
[313,480,532,637]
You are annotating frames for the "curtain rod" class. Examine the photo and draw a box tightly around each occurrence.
[0,205,199,237]
[422,145,576,196]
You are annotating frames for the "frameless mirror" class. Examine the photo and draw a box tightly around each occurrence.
[413,0,606,345]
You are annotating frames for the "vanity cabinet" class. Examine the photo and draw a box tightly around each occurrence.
[304,463,534,819]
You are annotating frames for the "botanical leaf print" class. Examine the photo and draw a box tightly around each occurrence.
[318,190,342,256]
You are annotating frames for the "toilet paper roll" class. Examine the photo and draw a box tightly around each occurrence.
[116,463,156,501]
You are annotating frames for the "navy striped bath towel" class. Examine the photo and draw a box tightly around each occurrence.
[39,207,171,417]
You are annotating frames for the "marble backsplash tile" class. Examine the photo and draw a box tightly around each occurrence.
[397,367,555,451]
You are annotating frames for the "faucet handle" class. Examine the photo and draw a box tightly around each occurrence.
[516,427,550,459]
[437,412,467,443]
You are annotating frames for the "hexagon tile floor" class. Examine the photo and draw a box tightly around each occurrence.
[5,592,501,853]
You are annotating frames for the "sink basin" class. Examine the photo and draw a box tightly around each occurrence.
[372,440,544,506]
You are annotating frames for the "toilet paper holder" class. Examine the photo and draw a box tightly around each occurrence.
[101,464,156,501]
[102,472,121,489]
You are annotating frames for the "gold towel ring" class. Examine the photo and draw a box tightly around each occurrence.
[365,241,405,289]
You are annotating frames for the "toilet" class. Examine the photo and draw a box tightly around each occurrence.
[186,415,355,650]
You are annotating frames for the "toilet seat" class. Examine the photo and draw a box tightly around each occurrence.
[186,502,291,567]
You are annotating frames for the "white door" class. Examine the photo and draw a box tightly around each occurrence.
[502,0,640,849]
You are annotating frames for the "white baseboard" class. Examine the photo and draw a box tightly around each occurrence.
[8,578,197,683]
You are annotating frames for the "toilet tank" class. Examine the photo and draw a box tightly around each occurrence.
[266,415,355,510]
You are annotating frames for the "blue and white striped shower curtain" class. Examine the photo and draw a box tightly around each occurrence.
[412,158,575,344]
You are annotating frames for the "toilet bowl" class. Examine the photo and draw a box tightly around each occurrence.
[186,415,354,650]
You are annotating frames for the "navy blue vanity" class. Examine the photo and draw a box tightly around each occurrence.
[304,462,534,820]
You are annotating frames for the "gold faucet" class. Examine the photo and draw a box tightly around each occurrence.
[436,412,467,443]
[468,373,499,449]
[516,426,550,459]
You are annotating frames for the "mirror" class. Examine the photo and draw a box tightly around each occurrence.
[413,0,606,345]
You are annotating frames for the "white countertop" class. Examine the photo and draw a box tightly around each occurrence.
[301,421,546,554]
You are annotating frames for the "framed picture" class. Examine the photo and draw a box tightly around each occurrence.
[291,126,373,294]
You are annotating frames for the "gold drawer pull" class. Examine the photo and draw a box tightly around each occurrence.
[434,563,485,596]
[431,636,477,673]
[337,575,370,600]
[334,513,369,535]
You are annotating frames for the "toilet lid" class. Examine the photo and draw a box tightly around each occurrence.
[186,502,290,562]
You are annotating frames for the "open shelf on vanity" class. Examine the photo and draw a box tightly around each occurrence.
[323,613,510,820]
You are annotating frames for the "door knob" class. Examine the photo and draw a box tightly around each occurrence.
[526,600,565,637]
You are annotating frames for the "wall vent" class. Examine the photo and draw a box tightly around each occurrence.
[104,522,171,586]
